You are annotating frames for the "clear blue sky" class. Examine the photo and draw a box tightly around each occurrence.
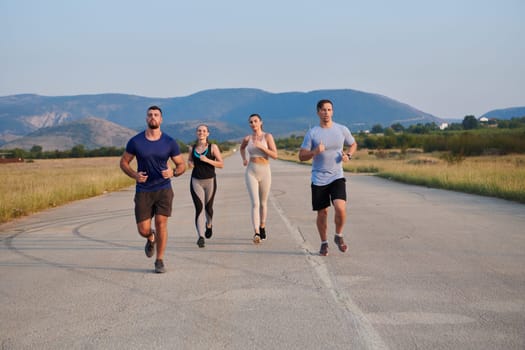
[1,0,524,118]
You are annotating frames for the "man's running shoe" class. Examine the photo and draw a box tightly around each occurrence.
[334,235,348,253]
[145,230,156,258]
[154,259,166,273]
[205,226,213,239]
[197,236,205,248]
[253,234,261,244]
[319,242,329,256]
[259,227,266,240]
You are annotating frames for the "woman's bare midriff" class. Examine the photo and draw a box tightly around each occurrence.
[250,157,269,164]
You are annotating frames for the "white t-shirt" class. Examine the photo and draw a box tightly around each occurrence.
[300,122,355,186]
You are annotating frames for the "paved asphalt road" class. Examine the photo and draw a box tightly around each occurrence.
[1,154,524,349]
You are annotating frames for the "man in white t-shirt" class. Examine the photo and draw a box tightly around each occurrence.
[299,99,358,256]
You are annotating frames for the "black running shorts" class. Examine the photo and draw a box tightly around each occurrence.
[311,178,346,211]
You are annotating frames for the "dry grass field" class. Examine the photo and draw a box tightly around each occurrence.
[1,150,524,224]
[0,157,134,223]
[279,149,525,204]
[0,150,237,224]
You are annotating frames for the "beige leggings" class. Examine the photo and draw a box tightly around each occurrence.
[245,162,272,233]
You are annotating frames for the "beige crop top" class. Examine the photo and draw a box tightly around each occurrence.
[246,133,268,158]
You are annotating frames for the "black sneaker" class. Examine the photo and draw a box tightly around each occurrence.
[334,235,348,253]
[253,233,261,244]
[154,259,166,273]
[205,226,213,239]
[259,227,266,240]
[145,230,156,258]
[319,243,328,256]
[197,236,205,248]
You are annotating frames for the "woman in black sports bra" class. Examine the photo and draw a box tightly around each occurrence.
[188,124,224,248]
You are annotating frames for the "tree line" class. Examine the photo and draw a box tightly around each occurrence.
[276,116,525,157]
[2,141,237,160]
[2,116,524,160]
[371,115,525,134]
[358,116,525,156]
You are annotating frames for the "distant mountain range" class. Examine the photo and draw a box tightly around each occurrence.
[0,89,522,151]
[0,117,136,151]
[481,107,525,120]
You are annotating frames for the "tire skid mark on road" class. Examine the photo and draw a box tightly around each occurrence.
[0,209,131,241]
[2,212,140,273]
[269,192,389,350]
[73,221,137,249]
